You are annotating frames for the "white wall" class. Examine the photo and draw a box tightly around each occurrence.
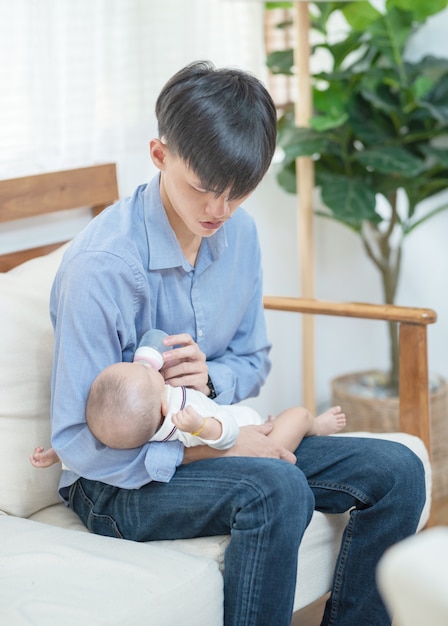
[1,3,447,416]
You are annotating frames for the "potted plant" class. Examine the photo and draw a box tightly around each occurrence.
[267,0,448,389]
[266,0,448,497]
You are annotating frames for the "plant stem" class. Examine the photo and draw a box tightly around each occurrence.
[361,192,402,390]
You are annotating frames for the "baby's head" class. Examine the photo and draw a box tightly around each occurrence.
[86,362,167,449]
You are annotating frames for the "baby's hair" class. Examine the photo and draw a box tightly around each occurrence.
[86,363,162,449]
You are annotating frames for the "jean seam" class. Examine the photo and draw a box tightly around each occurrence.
[307,480,373,506]
[307,479,368,625]
[327,510,356,625]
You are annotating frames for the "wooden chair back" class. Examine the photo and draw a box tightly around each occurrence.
[0,163,118,271]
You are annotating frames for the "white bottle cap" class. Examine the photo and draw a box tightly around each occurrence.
[134,346,164,370]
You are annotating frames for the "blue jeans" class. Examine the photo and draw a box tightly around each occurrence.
[69,436,426,626]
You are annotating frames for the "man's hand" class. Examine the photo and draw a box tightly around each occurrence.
[160,333,209,394]
[226,424,296,463]
[182,422,296,465]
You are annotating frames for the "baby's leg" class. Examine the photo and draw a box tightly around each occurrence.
[267,407,315,453]
[308,406,346,436]
[267,405,346,452]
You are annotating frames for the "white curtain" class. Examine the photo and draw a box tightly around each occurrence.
[0,0,265,184]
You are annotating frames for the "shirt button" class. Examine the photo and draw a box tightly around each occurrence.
[198,329,203,337]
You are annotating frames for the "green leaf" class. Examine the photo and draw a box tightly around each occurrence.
[266,49,294,75]
[279,127,329,162]
[310,113,349,132]
[313,82,348,117]
[342,1,382,31]
[354,147,424,176]
[318,32,367,71]
[348,96,396,145]
[276,163,297,195]
[359,76,401,114]
[265,2,293,9]
[412,75,435,99]
[408,55,448,84]
[387,0,448,22]
[318,175,378,230]
[418,101,448,123]
[367,8,414,62]
[264,2,294,10]
[423,74,448,121]
[420,145,448,167]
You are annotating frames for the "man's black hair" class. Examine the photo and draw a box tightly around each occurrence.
[155,60,277,200]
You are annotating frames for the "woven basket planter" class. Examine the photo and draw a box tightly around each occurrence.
[332,370,448,501]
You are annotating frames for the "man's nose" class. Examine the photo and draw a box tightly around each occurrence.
[206,195,231,218]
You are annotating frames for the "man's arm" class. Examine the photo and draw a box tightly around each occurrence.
[50,251,184,488]
[182,423,296,465]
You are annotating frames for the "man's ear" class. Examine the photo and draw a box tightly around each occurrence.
[149,138,168,170]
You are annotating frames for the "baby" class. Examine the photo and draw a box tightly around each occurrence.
[31,361,346,467]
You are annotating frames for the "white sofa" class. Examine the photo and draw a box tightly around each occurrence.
[0,244,432,625]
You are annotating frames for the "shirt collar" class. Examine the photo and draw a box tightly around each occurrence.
[149,385,184,442]
[143,174,228,272]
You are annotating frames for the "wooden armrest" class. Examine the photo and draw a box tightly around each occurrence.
[263,296,436,325]
[263,296,437,454]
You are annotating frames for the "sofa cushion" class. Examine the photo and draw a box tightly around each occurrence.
[30,501,348,612]
[0,246,67,517]
[0,515,223,626]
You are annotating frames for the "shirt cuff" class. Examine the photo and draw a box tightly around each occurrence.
[144,440,184,483]
[207,362,235,405]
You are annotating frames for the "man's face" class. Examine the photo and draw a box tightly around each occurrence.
[152,140,250,238]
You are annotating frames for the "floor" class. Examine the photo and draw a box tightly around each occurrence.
[431,495,448,526]
[291,595,327,626]
[290,496,448,626]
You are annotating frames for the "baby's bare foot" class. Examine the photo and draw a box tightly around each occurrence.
[312,406,346,436]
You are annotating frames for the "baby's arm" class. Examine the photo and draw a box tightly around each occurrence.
[30,446,60,468]
[172,406,223,441]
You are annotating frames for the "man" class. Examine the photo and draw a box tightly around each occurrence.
[50,60,425,625]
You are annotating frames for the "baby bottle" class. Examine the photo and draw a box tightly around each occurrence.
[133,329,173,371]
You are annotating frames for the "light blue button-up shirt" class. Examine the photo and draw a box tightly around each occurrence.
[50,174,271,495]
